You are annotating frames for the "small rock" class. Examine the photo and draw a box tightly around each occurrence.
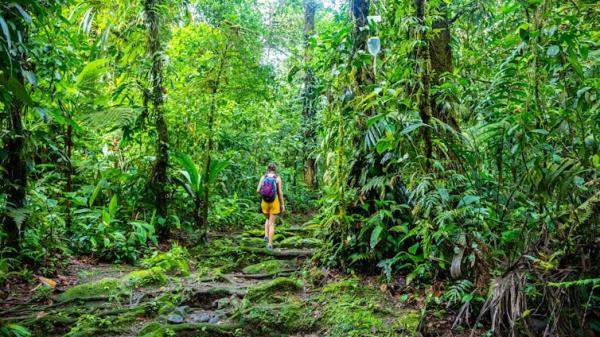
[208,315,221,324]
[189,312,211,322]
[167,313,185,324]
[173,305,189,315]
[213,297,230,309]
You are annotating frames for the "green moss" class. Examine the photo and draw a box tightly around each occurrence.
[124,267,167,288]
[58,278,126,302]
[242,259,289,274]
[63,314,122,337]
[302,266,327,286]
[138,322,164,337]
[245,277,303,302]
[32,284,54,302]
[242,297,314,334]
[141,245,190,276]
[315,278,418,337]
[240,237,265,247]
[280,236,322,248]
[321,278,360,294]
[138,322,241,337]
[393,310,421,335]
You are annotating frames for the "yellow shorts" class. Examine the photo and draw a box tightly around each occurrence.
[261,197,280,215]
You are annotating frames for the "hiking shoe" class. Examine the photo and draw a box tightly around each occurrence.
[263,236,268,242]
[266,244,273,250]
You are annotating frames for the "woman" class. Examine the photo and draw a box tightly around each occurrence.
[256,163,285,250]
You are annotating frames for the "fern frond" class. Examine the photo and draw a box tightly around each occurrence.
[80,106,141,130]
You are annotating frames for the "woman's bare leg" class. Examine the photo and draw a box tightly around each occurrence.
[268,214,277,246]
[264,216,269,238]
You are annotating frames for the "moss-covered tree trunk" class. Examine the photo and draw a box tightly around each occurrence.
[429,2,460,132]
[144,0,169,238]
[1,7,30,255]
[302,0,317,188]
[414,0,433,163]
[2,77,28,255]
[200,43,229,239]
[64,121,73,232]
[346,0,371,190]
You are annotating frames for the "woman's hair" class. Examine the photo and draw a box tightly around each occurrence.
[267,162,277,173]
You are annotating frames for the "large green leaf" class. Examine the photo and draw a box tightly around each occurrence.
[174,153,200,192]
[370,224,384,249]
[6,77,34,105]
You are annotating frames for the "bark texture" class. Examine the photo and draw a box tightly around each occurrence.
[429,2,460,131]
[2,83,28,254]
[302,0,317,187]
[414,0,433,162]
[145,0,170,238]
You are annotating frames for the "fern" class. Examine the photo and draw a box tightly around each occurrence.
[548,278,600,288]
[442,279,474,307]
[80,106,141,130]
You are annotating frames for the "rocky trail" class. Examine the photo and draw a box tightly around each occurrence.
[1,219,420,337]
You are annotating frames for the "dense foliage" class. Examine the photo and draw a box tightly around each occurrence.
[0,0,598,336]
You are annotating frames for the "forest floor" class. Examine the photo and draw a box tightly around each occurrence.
[1,216,424,337]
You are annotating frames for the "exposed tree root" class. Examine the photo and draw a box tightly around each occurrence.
[238,246,315,257]
[235,269,296,279]
[141,322,242,337]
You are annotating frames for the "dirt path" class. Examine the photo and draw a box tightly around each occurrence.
[1,220,420,337]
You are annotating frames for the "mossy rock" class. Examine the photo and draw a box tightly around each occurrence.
[58,278,126,302]
[317,278,407,337]
[138,322,164,337]
[141,246,190,276]
[279,236,322,248]
[241,229,264,237]
[241,297,314,334]
[124,267,168,288]
[245,277,303,303]
[138,322,241,337]
[239,237,265,247]
[242,259,291,274]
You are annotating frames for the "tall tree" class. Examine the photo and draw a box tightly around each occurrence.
[144,0,170,238]
[414,0,433,162]
[302,0,317,187]
[201,40,230,239]
[0,6,33,255]
[347,0,374,192]
[429,2,460,131]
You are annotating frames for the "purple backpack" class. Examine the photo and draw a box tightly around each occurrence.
[260,175,277,202]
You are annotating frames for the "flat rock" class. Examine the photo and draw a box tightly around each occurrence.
[167,313,185,324]
[189,312,211,323]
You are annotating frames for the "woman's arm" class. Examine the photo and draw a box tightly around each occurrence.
[277,176,285,212]
[256,176,264,193]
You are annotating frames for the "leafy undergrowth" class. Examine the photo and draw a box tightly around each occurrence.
[317,277,420,337]
[1,222,422,337]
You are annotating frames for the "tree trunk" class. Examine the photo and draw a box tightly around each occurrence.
[347,0,371,190]
[414,0,433,163]
[200,43,229,240]
[2,84,28,255]
[350,0,371,85]
[64,123,73,232]
[302,0,317,188]
[145,0,169,239]
[429,2,460,132]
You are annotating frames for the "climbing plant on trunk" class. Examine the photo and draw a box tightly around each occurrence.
[302,0,317,188]
[0,4,36,255]
[144,0,170,239]
[201,40,231,238]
